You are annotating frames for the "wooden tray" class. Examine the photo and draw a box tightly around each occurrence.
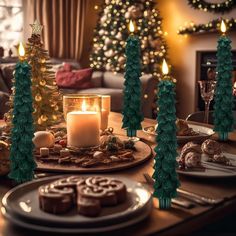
[36,139,152,173]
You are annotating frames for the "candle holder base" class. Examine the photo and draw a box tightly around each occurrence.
[159,198,171,209]
[218,132,228,141]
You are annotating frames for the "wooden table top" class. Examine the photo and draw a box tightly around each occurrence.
[0,112,236,236]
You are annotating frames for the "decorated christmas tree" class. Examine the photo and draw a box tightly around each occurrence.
[214,21,234,141]
[90,0,169,80]
[122,21,143,137]
[8,44,36,183]
[24,20,62,131]
[153,60,180,209]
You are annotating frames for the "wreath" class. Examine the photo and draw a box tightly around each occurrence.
[188,0,236,13]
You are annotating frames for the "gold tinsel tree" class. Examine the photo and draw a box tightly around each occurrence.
[25,20,62,130]
[4,20,62,132]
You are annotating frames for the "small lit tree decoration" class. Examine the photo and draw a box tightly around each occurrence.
[8,43,36,183]
[214,20,234,141]
[153,59,180,209]
[122,20,143,138]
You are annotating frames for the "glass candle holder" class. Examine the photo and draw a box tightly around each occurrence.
[100,95,111,131]
[63,95,101,148]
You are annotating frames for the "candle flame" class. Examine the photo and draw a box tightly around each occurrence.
[129,20,135,33]
[220,20,226,33]
[18,42,25,57]
[82,100,86,112]
[162,59,169,75]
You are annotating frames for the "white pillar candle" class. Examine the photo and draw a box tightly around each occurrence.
[67,111,100,148]
[101,95,111,130]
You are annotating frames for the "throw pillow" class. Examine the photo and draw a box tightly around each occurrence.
[56,65,93,89]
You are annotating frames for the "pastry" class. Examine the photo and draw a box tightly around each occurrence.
[176,119,198,136]
[201,139,222,156]
[179,142,202,169]
[38,184,74,214]
[77,196,101,217]
[201,139,231,165]
[39,176,127,217]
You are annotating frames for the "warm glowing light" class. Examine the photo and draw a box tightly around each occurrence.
[220,20,226,33]
[129,20,135,33]
[18,42,25,57]
[82,100,86,112]
[162,59,169,75]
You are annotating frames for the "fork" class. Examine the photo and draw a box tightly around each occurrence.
[143,173,224,206]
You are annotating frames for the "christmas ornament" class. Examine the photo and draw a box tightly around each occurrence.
[214,20,234,141]
[104,49,114,57]
[128,5,142,19]
[122,20,143,137]
[104,38,112,45]
[153,59,180,209]
[8,43,36,183]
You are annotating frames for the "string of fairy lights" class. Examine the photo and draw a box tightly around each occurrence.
[188,0,236,13]
[90,0,169,80]
[178,18,236,35]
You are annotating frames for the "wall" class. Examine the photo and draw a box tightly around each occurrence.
[157,0,236,118]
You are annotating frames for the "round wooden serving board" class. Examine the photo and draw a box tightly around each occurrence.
[36,139,152,173]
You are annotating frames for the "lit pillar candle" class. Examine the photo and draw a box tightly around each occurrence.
[67,100,100,148]
[122,20,143,137]
[213,20,234,141]
[101,95,111,130]
[153,59,180,209]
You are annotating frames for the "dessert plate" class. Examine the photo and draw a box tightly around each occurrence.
[143,124,214,143]
[177,152,236,178]
[2,175,153,233]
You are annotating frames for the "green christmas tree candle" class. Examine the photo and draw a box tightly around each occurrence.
[122,20,143,137]
[214,20,234,141]
[8,43,36,183]
[153,59,180,209]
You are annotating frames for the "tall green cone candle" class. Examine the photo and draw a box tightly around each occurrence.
[8,43,36,183]
[214,20,234,141]
[122,20,143,137]
[152,59,180,209]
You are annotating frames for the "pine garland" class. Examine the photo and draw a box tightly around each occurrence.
[178,18,236,35]
[214,35,234,140]
[188,0,236,14]
[8,61,36,183]
[122,34,143,137]
[153,79,180,209]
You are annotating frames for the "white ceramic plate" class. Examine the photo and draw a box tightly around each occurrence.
[177,152,236,178]
[143,124,214,143]
[2,175,153,233]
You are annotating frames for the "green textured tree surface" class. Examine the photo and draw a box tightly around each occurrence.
[8,61,36,183]
[153,80,180,201]
[122,35,143,137]
[214,36,234,135]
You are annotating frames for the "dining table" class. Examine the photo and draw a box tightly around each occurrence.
[0,112,236,236]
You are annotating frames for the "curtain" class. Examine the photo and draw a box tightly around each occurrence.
[23,0,88,61]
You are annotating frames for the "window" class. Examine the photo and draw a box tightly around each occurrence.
[0,0,23,56]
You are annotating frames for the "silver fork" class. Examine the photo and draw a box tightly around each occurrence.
[143,173,224,206]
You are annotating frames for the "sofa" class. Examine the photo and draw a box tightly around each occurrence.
[60,71,156,118]
[0,59,156,119]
